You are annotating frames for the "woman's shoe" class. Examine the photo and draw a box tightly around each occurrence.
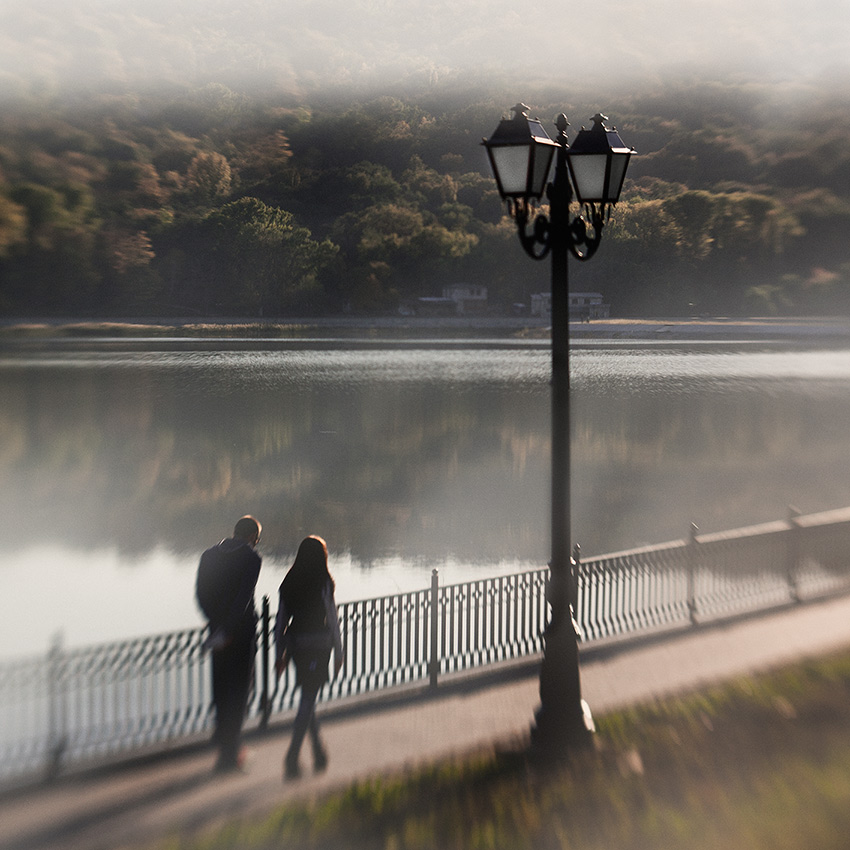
[284,754,301,781]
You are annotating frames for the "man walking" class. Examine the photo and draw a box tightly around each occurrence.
[196,515,262,772]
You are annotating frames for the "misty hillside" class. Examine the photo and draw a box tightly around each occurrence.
[1,0,848,96]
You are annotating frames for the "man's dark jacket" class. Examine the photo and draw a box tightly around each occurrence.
[196,538,261,639]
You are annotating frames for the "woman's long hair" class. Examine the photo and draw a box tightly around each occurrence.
[280,535,334,610]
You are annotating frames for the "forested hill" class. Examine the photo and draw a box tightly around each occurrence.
[2,75,850,318]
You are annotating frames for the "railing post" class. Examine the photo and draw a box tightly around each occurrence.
[571,543,585,644]
[259,595,271,728]
[787,505,801,603]
[687,523,699,625]
[570,543,581,613]
[429,569,440,690]
[46,631,67,779]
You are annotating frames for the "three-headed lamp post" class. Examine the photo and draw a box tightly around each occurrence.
[483,104,634,756]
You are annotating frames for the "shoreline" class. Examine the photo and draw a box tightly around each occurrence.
[2,315,850,341]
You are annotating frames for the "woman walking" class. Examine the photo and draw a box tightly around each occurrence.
[274,535,343,779]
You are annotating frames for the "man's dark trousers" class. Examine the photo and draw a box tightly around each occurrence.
[211,624,255,768]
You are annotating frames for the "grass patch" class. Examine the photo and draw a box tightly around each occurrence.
[156,651,850,850]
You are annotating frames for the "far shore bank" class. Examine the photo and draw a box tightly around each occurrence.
[3,315,850,341]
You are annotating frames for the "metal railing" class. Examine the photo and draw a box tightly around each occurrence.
[0,568,548,784]
[264,568,548,717]
[4,505,850,785]
[0,628,209,785]
[575,507,850,642]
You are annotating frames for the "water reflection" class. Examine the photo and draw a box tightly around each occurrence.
[4,340,850,654]
[0,347,551,561]
[572,344,850,550]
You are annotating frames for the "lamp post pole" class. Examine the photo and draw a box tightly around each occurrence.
[530,120,593,754]
[483,106,633,757]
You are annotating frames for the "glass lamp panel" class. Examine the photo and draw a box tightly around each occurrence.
[529,143,556,198]
[607,151,632,203]
[489,145,533,197]
[567,153,609,203]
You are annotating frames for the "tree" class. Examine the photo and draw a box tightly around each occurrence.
[330,201,477,304]
[342,162,403,208]
[4,182,99,312]
[600,199,686,314]
[661,190,718,261]
[0,192,29,311]
[194,197,337,315]
[0,193,27,257]
[102,227,155,274]
[185,152,232,206]
[401,155,458,211]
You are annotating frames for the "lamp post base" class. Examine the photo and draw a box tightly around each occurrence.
[529,607,595,760]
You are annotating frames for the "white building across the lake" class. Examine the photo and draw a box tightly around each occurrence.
[530,291,610,321]
[442,284,488,315]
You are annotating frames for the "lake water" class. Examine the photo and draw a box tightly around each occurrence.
[4,335,850,658]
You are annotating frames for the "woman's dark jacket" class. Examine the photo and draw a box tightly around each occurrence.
[274,575,342,688]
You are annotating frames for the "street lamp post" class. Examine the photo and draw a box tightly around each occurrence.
[483,104,634,756]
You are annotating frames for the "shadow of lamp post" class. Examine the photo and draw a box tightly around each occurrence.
[483,104,634,757]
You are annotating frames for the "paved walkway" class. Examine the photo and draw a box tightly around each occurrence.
[5,593,850,850]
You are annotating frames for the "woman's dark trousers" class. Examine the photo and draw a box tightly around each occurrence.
[286,682,326,771]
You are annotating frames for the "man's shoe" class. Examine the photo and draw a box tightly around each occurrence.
[214,746,250,774]
[314,746,328,773]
